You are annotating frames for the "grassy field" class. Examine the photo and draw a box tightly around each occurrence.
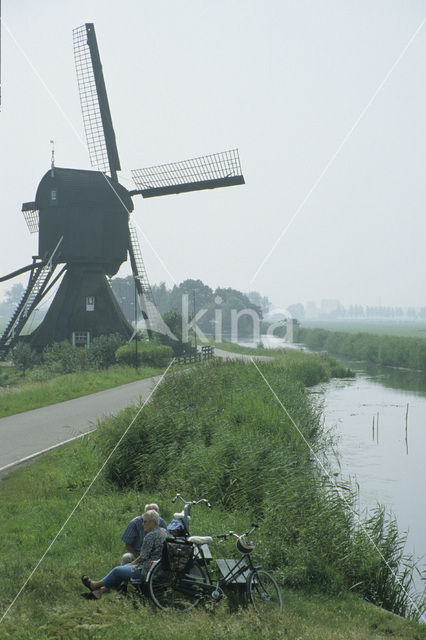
[301,320,426,339]
[212,340,285,357]
[294,326,426,371]
[212,341,354,379]
[0,343,353,420]
[0,362,26,386]
[0,365,162,418]
[1,358,425,638]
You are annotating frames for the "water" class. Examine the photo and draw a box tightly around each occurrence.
[239,336,426,592]
[318,368,426,567]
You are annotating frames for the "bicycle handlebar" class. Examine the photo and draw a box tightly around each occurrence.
[171,493,212,509]
[217,523,259,541]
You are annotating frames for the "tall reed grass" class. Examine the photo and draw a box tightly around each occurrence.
[295,327,426,370]
[96,360,425,619]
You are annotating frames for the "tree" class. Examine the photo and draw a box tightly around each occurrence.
[158,310,193,356]
[11,342,37,376]
[88,334,126,369]
[247,291,271,315]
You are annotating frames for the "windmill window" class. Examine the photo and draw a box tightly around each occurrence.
[86,296,95,311]
[51,190,57,201]
[72,331,91,347]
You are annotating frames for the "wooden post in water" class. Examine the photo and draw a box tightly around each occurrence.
[372,415,375,440]
[405,403,409,455]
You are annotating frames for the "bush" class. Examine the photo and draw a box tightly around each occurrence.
[115,341,173,367]
[11,342,38,376]
[42,341,90,374]
[88,333,125,369]
[158,310,194,356]
[295,327,426,371]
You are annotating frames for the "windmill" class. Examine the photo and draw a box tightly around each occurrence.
[0,23,244,358]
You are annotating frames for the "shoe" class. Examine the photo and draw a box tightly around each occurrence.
[82,589,102,600]
[81,575,94,591]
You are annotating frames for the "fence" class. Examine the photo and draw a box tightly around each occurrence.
[173,345,215,365]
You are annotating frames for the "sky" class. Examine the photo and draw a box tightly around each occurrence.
[0,0,425,310]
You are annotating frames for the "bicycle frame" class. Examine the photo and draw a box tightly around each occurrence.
[147,499,282,614]
[192,526,260,595]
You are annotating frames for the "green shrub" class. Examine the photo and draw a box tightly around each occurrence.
[42,341,90,374]
[11,342,38,376]
[295,327,426,371]
[158,310,194,356]
[88,333,125,369]
[115,341,173,367]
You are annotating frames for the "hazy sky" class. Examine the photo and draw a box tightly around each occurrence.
[1,0,425,310]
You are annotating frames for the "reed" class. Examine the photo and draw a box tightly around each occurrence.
[98,360,425,618]
[294,327,426,370]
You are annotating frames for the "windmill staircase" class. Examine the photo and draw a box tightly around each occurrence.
[0,239,63,359]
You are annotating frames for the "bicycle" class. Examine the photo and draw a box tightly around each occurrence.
[147,494,283,615]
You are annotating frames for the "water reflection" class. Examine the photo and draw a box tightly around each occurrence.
[317,374,426,596]
[234,335,426,595]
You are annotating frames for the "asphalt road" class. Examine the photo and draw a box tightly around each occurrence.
[0,376,160,475]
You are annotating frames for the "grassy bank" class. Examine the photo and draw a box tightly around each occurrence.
[0,446,423,640]
[301,320,426,339]
[213,340,285,357]
[213,341,354,380]
[0,365,162,418]
[295,326,426,371]
[0,359,424,638]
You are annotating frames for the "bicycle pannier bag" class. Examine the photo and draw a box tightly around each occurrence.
[162,539,193,573]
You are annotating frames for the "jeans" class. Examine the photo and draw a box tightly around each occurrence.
[101,564,144,588]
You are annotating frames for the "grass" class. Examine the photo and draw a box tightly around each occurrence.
[301,320,426,339]
[0,358,424,637]
[0,362,25,387]
[0,344,352,420]
[0,437,425,640]
[0,365,162,418]
[212,340,286,357]
[295,326,426,371]
[99,361,419,614]
[212,340,354,380]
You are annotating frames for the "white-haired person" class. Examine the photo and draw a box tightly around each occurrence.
[81,509,168,599]
[121,502,167,565]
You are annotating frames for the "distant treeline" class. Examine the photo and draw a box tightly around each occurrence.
[294,326,426,371]
[111,277,270,339]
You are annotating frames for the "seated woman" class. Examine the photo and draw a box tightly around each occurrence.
[81,509,168,599]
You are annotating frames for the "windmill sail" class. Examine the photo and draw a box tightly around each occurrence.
[131,148,244,198]
[73,23,121,180]
[128,224,176,339]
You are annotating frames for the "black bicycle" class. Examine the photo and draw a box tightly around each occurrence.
[147,494,282,615]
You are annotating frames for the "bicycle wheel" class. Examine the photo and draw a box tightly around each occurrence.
[246,569,282,615]
[148,560,207,612]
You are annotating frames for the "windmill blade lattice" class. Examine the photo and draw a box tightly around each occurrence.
[22,202,39,234]
[131,149,244,198]
[73,24,121,179]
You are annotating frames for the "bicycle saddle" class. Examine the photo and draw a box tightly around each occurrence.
[187,536,213,544]
[173,512,190,519]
